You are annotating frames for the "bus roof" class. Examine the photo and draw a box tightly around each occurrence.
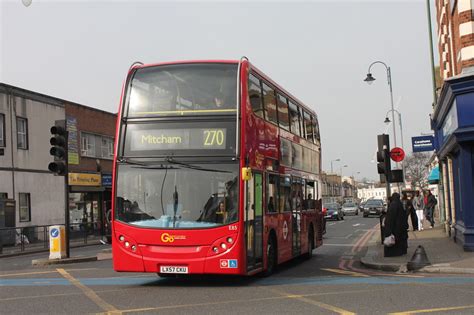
[130,59,316,117]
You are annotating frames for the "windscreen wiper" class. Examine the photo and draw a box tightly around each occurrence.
[118,158,176,170]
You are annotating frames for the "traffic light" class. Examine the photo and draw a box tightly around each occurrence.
[48,120,68,176]
[376,134,391,183]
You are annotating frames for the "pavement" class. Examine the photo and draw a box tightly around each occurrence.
[360,223,474,274]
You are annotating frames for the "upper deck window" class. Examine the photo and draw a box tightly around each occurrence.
[304,111,314,143]
[262,82,278,125]
[288,101,301,137]
[277,94,289,131]
[248,74,264,118]
[126,63,238,117]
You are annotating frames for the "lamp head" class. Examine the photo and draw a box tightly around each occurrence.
[364,73,375,85]
[384,117,391,125]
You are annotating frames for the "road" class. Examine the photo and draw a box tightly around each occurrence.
[2,215,474,314]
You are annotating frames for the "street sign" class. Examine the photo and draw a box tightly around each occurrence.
[412,135,434,152]
[390,147,405,162]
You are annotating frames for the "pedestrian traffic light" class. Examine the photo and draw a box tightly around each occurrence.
[48,120,68,176]
[377,134,391,182]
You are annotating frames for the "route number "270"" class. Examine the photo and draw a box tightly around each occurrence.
[203,129,225,146]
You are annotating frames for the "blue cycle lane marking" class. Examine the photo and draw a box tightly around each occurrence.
[2,275,474,287]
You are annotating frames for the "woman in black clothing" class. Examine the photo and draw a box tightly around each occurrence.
[402,192,418,231]
[384,193,408,257]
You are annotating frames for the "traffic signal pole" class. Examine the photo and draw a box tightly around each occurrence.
[48,120,70,258]
[64,158,70,258]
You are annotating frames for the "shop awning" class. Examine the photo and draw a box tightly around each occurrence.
[428,166,440,184]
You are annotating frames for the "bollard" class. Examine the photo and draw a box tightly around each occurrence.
[407,245,431,271]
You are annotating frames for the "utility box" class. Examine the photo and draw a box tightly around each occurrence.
[49,225,66,259]
[0,199,16,247]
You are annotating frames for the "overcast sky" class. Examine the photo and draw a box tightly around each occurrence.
[1,0,437,180]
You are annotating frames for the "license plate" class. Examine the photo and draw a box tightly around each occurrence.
[370,211,376,214]
[160,266,188,274]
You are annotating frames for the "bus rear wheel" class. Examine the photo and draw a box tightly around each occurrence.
[304,227,314,259]
[263,236,277,277]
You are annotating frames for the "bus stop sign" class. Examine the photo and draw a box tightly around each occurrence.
[390,147,405,162]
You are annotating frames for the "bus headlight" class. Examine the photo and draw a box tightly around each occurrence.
[220,243,227,250]
[227,237,233,243]
[213,246,219,253]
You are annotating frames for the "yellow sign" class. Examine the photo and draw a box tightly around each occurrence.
[160,233,186,243]
[241,167,252,181]
[68,173,101,186]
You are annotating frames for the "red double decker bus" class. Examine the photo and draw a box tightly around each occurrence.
[112,58,323,276]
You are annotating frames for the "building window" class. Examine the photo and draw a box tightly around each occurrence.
[81,132,96,157]
[0,192,8,199]
[101,137,114,159]
[81,132,114,159]
[19,193,31,222]
[16,117,28,149]
[0,113,5,147]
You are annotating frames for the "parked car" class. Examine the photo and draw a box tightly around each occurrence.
[323,203,344,221]
[363,199,385,217]
[342,202,359,215]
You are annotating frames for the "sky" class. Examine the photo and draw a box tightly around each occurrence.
[0,0,437,180]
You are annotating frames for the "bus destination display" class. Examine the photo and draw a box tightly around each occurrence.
[130,128,227,151]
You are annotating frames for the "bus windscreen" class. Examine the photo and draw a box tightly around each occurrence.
[115,162,239,229]
[126,63,238,117]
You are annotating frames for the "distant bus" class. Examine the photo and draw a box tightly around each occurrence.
[112,58,323,276]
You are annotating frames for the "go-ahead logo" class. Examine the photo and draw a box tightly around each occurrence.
[161,233,186,243]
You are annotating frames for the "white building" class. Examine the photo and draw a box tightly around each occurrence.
[357,184,398,202]
[0,84,65,227]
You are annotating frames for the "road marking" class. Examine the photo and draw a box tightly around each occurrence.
[111,288,370,314]
[0,268,98,278]
[269,288,356,315]
[389,304,474,314]
[56,268,118,313]
[0,289,124,302]
[321,268,369,277]
[352,223,361,227]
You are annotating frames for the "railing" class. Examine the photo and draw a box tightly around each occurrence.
[0,223,106,256]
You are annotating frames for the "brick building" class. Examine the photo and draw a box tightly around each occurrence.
[65,103,116,236]
[433,0,474,251]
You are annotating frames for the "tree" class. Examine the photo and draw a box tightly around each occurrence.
[404,153,431,189]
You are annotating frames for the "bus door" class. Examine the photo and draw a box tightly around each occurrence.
[245,172,263,271]
[291,177,302,257]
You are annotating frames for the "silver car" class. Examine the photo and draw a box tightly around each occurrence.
[342,202,359,215]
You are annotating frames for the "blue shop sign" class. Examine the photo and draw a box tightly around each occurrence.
[102,174,112,187]
[412,136,434,152]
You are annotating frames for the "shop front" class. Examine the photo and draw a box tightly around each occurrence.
[68,172,111,238]
[432,74,474,251]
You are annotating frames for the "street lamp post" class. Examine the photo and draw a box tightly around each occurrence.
[330,158,340,174]
[364,61,398,156]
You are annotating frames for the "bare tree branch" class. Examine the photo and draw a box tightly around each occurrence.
[404,152,431,189]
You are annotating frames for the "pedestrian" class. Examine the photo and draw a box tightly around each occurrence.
[383,192,408,257]
[413,190,425,231]
[424,190,437,228]
[402,192,418,231]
